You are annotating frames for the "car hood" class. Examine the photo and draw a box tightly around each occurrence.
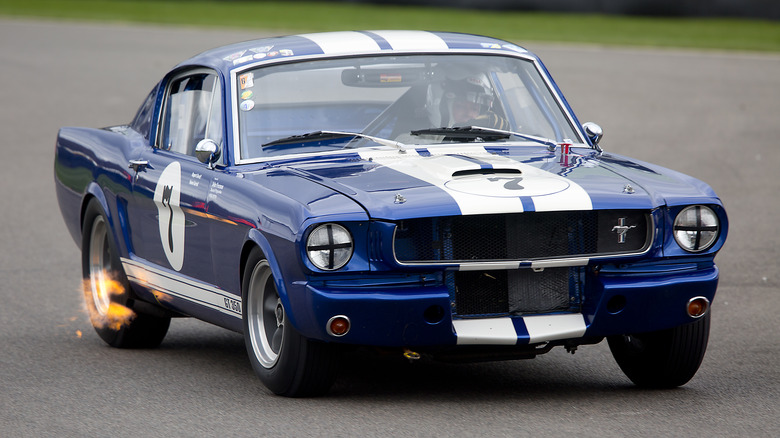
[259,145,719,220]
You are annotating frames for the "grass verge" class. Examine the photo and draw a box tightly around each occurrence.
[1,0,779,52]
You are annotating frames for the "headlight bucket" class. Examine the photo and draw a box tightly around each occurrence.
[673,205,719,252]
[306,223,354,270]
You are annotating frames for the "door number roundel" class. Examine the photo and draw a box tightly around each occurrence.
[154,162,185,271]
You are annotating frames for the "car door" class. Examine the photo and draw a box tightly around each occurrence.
[127,68,224,285]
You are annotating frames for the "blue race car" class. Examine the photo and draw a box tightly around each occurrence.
[55,31,728,396]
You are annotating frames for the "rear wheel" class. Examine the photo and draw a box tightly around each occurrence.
[608,312,710,388]
[82,199,170,348]
[243,247,339,397]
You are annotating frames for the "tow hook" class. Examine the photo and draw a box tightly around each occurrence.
[403,348,421,361]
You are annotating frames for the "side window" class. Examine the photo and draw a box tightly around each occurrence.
[160,71,223,157]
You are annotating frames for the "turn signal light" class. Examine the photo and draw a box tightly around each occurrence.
[687,297,710,318]
[327,315,350,337]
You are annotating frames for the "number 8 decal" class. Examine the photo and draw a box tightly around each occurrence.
[154,162,185,271]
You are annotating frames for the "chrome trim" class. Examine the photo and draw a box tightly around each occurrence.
[612,217,637,244]
[455,258,590,270]
[128,159,148,171]
[459,262,522,271]
[530,258,590,269]
[195,139,221,169]
[582,122,603,151]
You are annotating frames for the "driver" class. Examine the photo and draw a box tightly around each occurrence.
[439,74,509,130]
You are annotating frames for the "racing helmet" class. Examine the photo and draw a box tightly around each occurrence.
[437,73,494,127]
[442,74,494,109]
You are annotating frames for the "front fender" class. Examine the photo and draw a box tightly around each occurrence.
[244,228,302,331]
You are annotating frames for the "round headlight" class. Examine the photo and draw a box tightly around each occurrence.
[673,205,719,252]
[306,223,353,270]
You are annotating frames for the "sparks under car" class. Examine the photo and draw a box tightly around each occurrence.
[54,31,728,396]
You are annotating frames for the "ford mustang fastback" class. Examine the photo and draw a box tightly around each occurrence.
[55,31,728,396]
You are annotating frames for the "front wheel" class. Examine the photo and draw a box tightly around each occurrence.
[81,199,170,348]
[607,312,711,388]
[242,248,339,397]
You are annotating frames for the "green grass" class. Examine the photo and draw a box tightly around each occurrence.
[2,0,779,52]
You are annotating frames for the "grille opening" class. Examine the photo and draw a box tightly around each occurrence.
[449,267,582,317]
[394,210,650,263]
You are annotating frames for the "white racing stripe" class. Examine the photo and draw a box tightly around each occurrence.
[121,257,242,318]
[300,31,381,54]
[453,314,587,345]
[359,147,592,215]
[301,31,449,55]
[371,30,449,51]
[453,318,518,345]
[531,178,592,211]
[524,314,587,343]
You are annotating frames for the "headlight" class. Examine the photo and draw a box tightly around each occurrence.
[673,205,719,252]
[306,223,353,270]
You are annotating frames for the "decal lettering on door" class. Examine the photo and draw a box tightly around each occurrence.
[154,162,185,271]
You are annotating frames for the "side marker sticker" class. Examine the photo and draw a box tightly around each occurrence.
[154,162,185,271]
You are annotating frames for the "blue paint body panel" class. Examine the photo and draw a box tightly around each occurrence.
[54,31,727,357]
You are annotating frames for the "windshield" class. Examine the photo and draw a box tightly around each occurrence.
[235,54,580,162]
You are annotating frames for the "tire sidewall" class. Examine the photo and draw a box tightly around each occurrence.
[608,312,711,388]
[81,199,133,346]
[242,247,304,395]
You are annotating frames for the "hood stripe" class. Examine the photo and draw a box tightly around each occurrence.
[357,31,393,50]
[369,30,449,51]
[447,154,495,169]
[300,31,382,54]
[521,197,536,212]
[358,146,593,216]
[299,31,449,56]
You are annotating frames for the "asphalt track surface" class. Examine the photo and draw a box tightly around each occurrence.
[1,18,778,437]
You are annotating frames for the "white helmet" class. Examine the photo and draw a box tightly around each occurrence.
[427,70,494,127]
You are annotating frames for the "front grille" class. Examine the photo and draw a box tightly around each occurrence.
[394,210,650,263]
[448,267,582,317]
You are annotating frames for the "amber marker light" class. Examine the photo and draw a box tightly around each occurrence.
[327,315,350,337]
[687,297,710,318]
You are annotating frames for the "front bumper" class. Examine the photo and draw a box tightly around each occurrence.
[289,262,720,347]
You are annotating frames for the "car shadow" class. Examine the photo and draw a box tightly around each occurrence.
[101,319,701,401]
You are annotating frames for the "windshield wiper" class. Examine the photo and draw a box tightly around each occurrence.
[411,126,560,151]
[262,130,408,152]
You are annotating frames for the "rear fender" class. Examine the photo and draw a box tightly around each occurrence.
[81,183,130,262]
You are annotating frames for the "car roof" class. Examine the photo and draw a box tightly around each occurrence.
[176,31,535,74]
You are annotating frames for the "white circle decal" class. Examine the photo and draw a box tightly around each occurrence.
[154,162,185,271]
[444,174,570,198]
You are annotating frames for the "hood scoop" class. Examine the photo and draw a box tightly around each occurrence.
[451,168,522,178]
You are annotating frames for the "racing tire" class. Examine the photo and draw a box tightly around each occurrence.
[607,312,710,388]
[242,247,339,397]
[81,199,170,348]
